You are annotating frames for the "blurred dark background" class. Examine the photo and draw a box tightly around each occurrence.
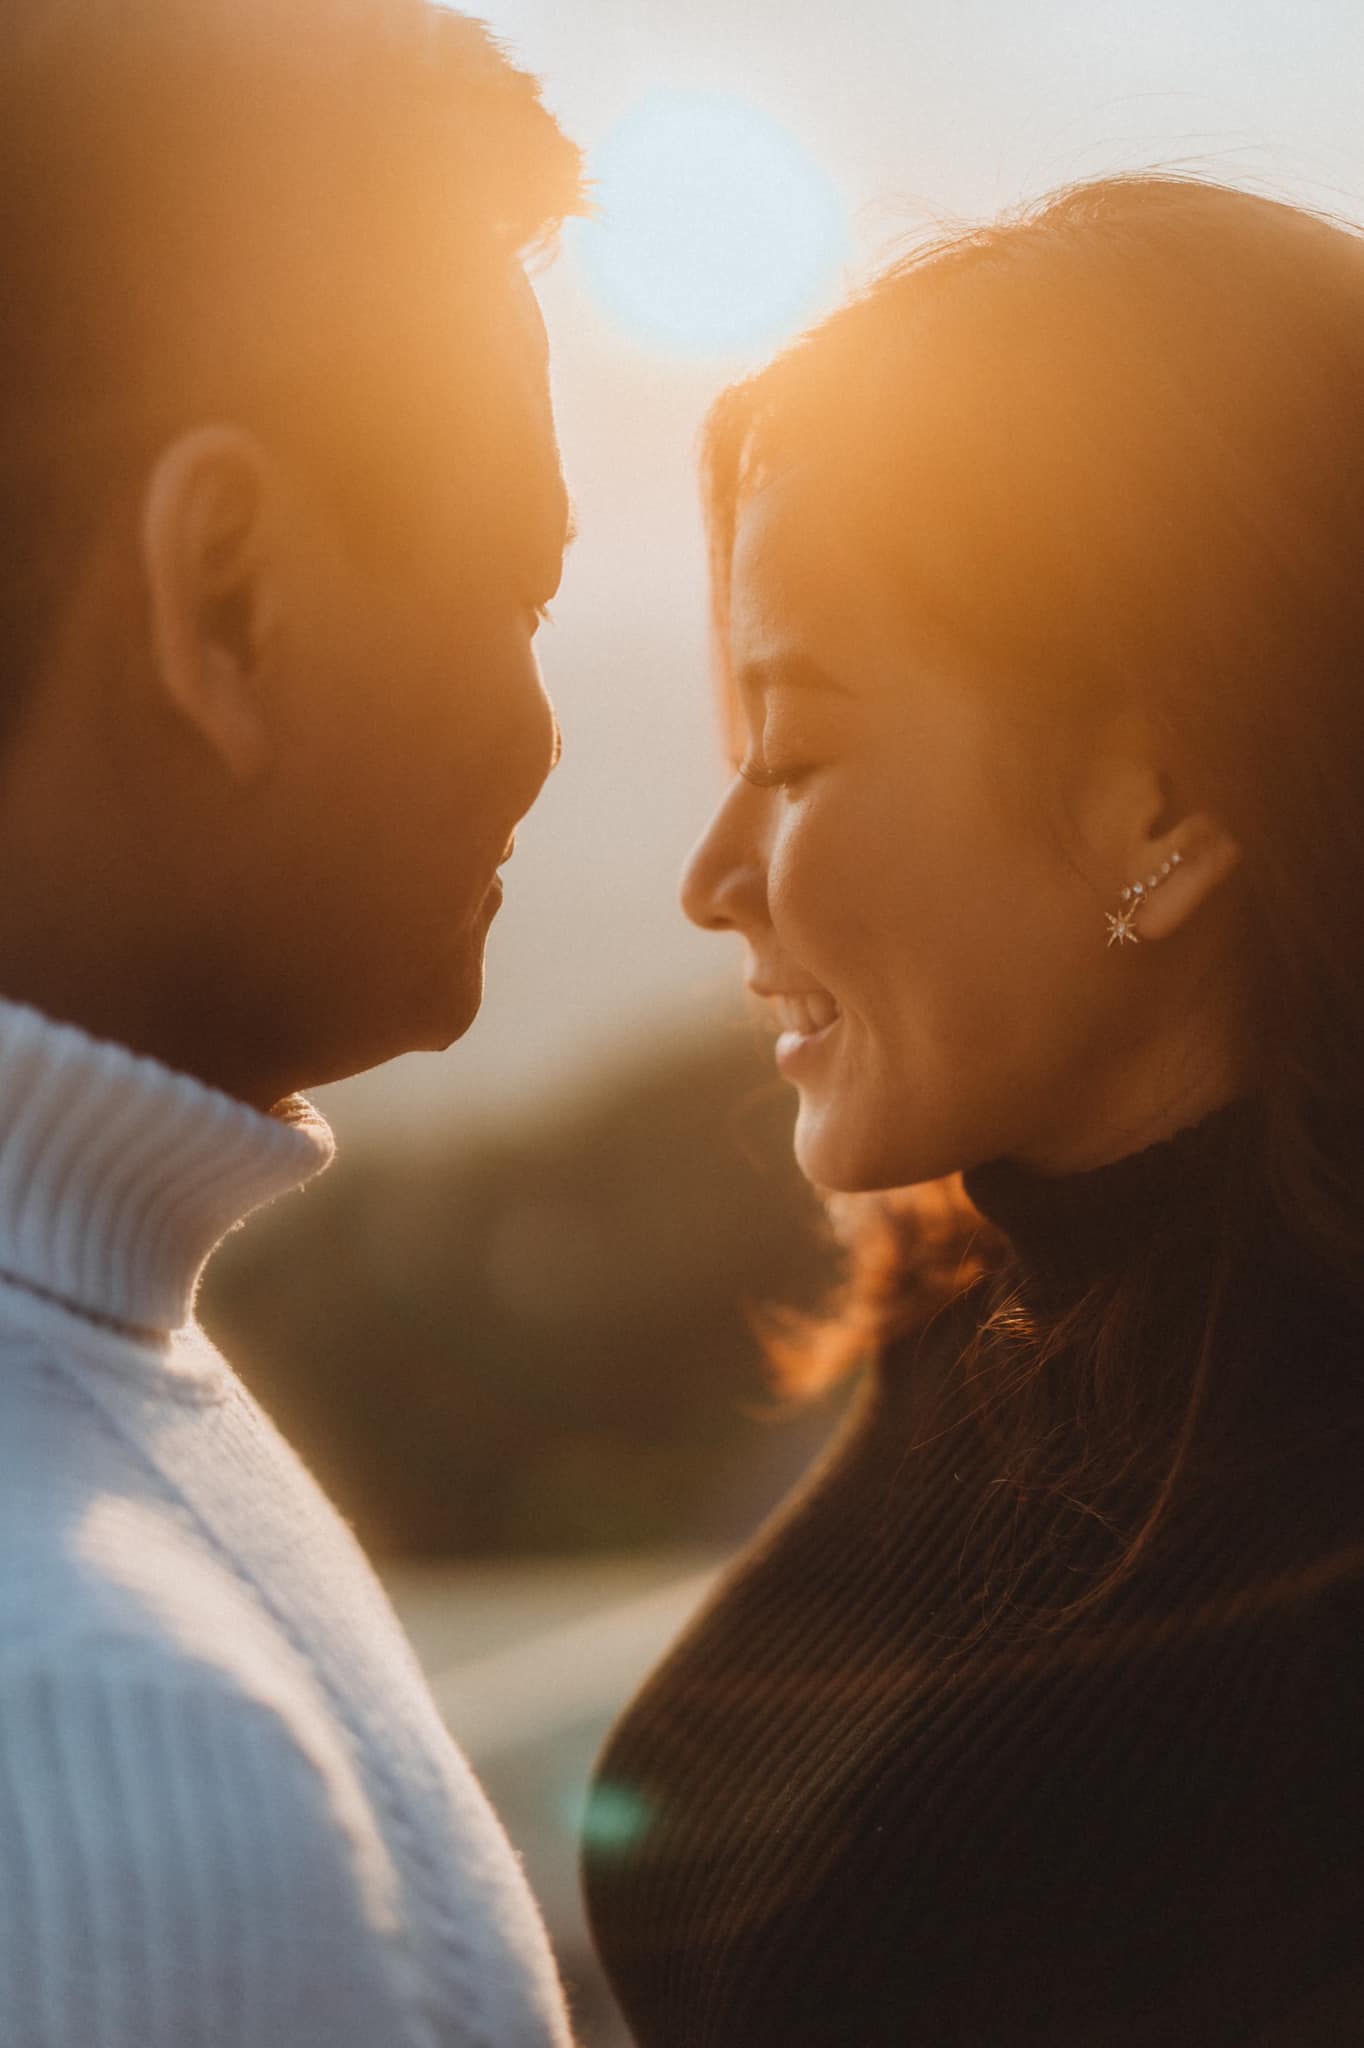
[201,1022,848,1564]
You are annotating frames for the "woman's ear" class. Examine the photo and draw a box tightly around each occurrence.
[139,425,279,782]
[1072,710,1243,942]
[1126,811,1243,943]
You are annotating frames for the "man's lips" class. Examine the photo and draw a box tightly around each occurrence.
[482,836,516,913]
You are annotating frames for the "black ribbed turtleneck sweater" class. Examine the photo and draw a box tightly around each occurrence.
[583,1102,1364,2045]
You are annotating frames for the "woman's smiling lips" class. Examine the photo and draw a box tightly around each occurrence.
[750,982,843,1074]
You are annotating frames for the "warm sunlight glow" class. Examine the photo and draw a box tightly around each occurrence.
[570,89,850,359]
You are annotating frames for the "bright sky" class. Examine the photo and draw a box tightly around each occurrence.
[315,0,1364,1146]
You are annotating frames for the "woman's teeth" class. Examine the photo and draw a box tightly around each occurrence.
[773,991,840,1036]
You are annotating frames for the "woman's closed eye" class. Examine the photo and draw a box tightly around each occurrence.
[736,755,813,791]
[732,693,836,790]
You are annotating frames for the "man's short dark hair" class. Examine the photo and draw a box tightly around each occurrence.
[0,0,585,730]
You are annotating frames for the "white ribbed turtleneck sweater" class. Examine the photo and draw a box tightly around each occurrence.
[0,999,571,2048]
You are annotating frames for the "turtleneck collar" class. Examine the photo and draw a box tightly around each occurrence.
[962,1097,1268,1307]
[0,998,334,1338]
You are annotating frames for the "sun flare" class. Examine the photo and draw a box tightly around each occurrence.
[570,88,850,360]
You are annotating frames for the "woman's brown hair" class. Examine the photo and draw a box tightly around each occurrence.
[703,176,1364,1637]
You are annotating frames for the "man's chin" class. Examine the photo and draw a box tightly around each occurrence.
[303,970,487,1087]
[424,951,488,1054]
[410,976,485,1059]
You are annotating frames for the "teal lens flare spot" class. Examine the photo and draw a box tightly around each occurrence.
[577,1779,655,1855]
[570,88,850,360]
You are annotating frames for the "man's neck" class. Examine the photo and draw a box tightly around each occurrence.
[0,954,291,1113]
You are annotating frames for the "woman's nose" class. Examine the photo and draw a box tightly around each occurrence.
[679,782,768,934]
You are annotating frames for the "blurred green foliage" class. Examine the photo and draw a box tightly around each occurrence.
[199,1025,849,1558]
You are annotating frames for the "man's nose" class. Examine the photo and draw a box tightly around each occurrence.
[679,782,768,935]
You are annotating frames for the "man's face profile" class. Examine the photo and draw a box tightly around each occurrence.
[265,300,570,1081]
[135,270,573,1098]
[0,0,585,1110]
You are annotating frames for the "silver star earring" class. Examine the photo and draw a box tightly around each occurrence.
[1105,849,1183,948]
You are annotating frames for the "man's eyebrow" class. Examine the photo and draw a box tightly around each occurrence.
[736,653,851,698]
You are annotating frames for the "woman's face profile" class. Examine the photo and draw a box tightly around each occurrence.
[681,468,1165,1192]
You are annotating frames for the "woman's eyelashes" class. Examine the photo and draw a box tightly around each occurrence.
[737,755,812,790]
[735,721,818,790]
[732,696,833,789]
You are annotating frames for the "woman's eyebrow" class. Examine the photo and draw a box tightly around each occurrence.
[737,653,852,698]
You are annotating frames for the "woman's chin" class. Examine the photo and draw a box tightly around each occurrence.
[794,1107,893,1195]
[794,1100,957,1195]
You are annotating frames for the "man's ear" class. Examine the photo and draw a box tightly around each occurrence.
[139,425,280,782]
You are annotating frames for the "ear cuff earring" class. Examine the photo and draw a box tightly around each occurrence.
[1105,849,1183,948]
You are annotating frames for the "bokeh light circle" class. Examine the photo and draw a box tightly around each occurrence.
[571,89,850,359]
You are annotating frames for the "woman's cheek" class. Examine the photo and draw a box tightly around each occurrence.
[774,839,851,974]
[769,826,834,948]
